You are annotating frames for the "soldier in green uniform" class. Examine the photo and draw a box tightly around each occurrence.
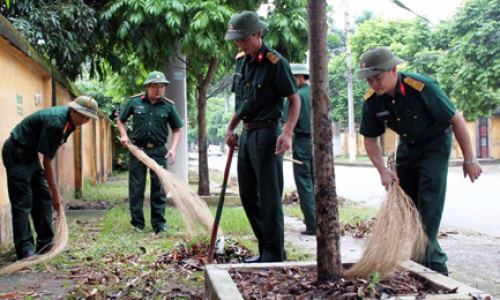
[117,71,183,234]
[283,64,316,236]
[357,46,483,275]
[224,11,301,263]
[2,96,98,259]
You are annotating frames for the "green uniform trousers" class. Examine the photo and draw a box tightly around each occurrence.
[292,136,315,232]
[128,146,167,231]
[238,126,285,262]
[2,138,54,259]
[396,133,452,275]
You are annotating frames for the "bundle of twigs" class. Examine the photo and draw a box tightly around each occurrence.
[126,143,214,236]
[0,207,68,276]
[344,152,427,278]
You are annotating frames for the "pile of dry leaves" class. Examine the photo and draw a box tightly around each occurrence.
[230,267,457,300]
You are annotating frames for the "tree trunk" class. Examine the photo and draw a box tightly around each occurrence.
[307,0,343,281]
[197,57,219,195]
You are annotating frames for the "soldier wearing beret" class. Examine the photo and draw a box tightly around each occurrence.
[358,46,483,275]
[224,11,301,263]
[2,96,98,259]
[117,71,183,234]
[283,64,316,236]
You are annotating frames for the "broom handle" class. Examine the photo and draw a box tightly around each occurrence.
[208,144,235,264]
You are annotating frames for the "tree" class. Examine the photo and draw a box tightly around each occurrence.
[307,0,342,281]
[1,0,112,80]
[433,0,500,120]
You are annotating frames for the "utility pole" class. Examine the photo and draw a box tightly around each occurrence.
[165,42,188,183]
[344,0,356,162]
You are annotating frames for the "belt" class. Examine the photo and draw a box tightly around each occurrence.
[243,120,278,131]
[405,127,452,144]
[133,141,164,149]
[294,132,311,138]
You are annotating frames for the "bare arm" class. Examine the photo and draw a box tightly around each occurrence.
[43,156,62,211]
[364,136,399,188]
[225,113,241,149]
[450,111,483,182]
[166,128,181,165]
[276,93,300,155]
[117,118,129,145]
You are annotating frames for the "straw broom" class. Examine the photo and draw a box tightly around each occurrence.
[126,143,214,236]
[0,207,68,276]
[344,151,428,278]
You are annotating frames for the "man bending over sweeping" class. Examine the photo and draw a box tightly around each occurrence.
[357,46,483,276]
[2,96,98,260]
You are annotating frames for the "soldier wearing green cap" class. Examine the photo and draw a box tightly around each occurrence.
[117,71,183,234]
[224,11,301,263]
[358,46,483,275]
[2,96,98,259]
[282,63,316,236]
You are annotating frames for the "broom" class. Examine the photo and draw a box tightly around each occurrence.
[0,206,68,276]
[344,151,428,278]
[125,143,214,236]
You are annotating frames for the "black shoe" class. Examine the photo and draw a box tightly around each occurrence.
[21,250,35,259]
[243,255,261,263]
[301,230,316,236]
[36,245,52,255]
[154,225,167,234]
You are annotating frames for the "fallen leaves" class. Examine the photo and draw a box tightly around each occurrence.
[229,268,457,300]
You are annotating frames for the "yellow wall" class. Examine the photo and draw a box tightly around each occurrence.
[491,118,500,158]
[0,31,113,248]
[0,37,52,247]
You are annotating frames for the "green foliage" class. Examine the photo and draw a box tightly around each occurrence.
[1,0,110,80]
[264,0,309,62]
[434,0,500,119]
[328,53,366,125]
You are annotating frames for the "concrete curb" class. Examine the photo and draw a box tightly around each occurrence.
[205,260,492,300]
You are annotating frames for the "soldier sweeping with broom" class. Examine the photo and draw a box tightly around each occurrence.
[2,96,98,260]
[117,71,183,234]
[357,46,483,276]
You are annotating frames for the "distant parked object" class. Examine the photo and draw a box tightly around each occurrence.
[208,145,223,156]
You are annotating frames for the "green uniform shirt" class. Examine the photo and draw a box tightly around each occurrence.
[119,94,183,144]
[283,83,311,134]
[10,107,75,159]
[360,72,456,144]
[231,43,297,122]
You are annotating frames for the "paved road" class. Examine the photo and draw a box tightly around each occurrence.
[200,154,500,238]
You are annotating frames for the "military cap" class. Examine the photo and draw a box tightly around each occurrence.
[290,64,309,76]
[225,11,268,40]
[143,71,170,86]
[356,46,404,80]
[68,96,99,120]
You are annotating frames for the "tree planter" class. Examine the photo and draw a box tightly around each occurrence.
[205,260,491,300]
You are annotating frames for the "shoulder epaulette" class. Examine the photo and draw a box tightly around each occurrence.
[235,52,245,59]
[364,89,375,100]
[130,93,143,98]
[162,97,175,104]
[404,77,425,92]
[266,52,280,64]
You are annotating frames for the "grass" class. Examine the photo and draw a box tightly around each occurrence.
[333,154,374,164]
[283,201,378,226]
[30,167,377,298]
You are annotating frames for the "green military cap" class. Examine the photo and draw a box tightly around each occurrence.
[143,71,170,86]
[68,96,99,120]
[291,64,309,76]
[225,11,268,41]
[356,46,404,80]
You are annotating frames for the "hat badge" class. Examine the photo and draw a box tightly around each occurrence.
[362,62,366,68]
[156,75,160,79]
[229,24,233,30]
[87,98,92,108]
